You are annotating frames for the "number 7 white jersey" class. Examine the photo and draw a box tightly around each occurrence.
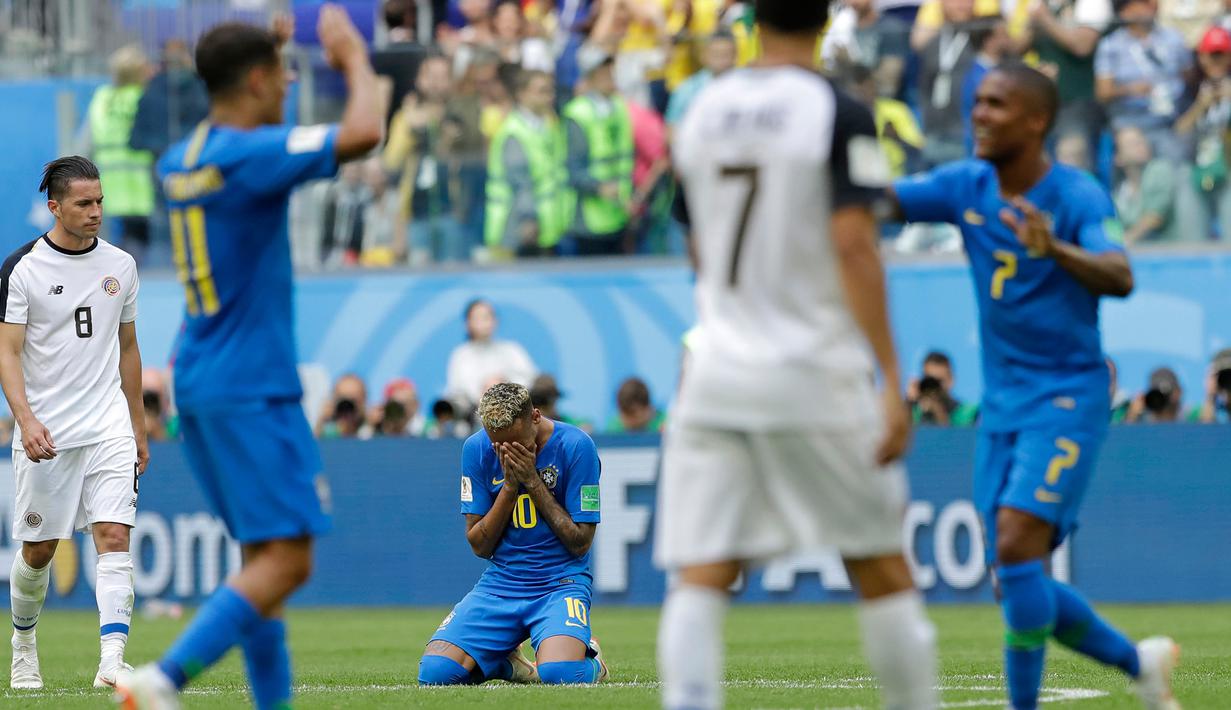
[672,66,892,430]
[0,235,138,449]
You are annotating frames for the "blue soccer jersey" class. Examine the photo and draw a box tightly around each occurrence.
[894,161,1123,431]
[157,122,339,410]
[460,421,601,598]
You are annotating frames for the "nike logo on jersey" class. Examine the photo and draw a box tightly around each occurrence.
[1034,488,1062,504]
[963,209,985,226]
[565,620,588,629]
[492,477,505,486]
[47,285,63,295]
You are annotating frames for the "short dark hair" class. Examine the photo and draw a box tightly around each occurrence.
[514,68,552,96]
[464,298,492,321]
[195,22,280,96]
[755,0,828,34]
[923,350,953,369]
[617,377,651,411]
[39,156,99,201]
[383,0,414,29]
[709,29,737,44]
[993,63,1059,134]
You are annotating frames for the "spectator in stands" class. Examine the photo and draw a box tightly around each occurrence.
[491,0,555,70]
[1125,366,1185,423]
[471,49,514,140]
[1113,126,1182,243]
[357,158,405,266]
[1095,0,1192,161]
[962,14,1013,156]
[530,373,594,431]
[822,0,911,99]
[849,65,926,178]
[564,52,636,256]
[626,96,676,255]
[1107,357,1132,423]
[1194,348,1231,422]
[376,378,428,436]
[446,299,538,414]
[908,351,980,426]
[321,162,369,266]
[86,45,155,265]
[606,377,664,433]
[485,69,570,257]
[587,0,670,108]
[443,50,493,252]
[317,374,371,439]
[374,0,431,125]
[1175,25,1231,241]
[1013,0,1114,170]
[425,398,474,438]
[130,40,209,160]
[142,368,175,442]
[440,0,497,54]
[385,54,468,264]
[665,30,738,127]
[917,0,982,165]
[911,0,996,51]
[1161,0,1223,47]
[1056,133,1094,172]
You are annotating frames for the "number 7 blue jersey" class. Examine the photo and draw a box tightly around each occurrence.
[157,122,339,410]
[893,161,1126,431]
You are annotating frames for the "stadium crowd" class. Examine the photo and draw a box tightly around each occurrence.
[78,0,1231,270]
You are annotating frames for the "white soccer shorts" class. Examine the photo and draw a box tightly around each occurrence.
[12,436,139,542]
[654,423,909,569]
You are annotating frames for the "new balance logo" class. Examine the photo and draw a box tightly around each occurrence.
[47,285,63,295]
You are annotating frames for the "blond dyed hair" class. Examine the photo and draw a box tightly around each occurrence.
[110,45,149,86]
[478,383,533,431]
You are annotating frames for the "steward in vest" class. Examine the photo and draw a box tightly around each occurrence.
[485,70,570,258]
[563,51,634,256]
[87,45,155,264]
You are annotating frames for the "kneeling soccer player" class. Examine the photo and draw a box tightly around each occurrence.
[418,383,608,686]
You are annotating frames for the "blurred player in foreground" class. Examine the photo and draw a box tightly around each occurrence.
[0,156,147,690]
[656,1,938,708]
[419,383,608,686]
[890,65,1179,710]
[116,6,382,709]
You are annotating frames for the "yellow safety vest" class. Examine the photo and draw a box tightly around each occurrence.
[563,94,634,236]
[88,84,154,217]
[486,111,570,249]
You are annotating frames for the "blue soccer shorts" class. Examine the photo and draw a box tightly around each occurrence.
[179,398,331,544]
[430,583,595,679]
[974,423,1106,563]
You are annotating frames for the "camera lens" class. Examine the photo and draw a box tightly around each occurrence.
[1144,388,1168,412]
[1217,368,1231,391]
[919,376,942,395]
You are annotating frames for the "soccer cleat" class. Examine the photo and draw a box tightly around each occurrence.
[94,656,135,689]
[589,637,610,682]
[1133,636,1181,710]
[113,664,181,710]
[10,635,42,690]
[507,647,540,683]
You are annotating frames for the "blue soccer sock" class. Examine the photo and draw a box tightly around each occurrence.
[538,659,601,684]
[242,617,292,709]
[1050,579,1139,678]
[999,560,1057,710]
[158,586,262,689]
[418,655,476,685]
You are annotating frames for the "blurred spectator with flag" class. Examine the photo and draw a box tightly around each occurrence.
[85,45,155,264]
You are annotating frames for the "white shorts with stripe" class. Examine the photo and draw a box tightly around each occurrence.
[12,436,139,542]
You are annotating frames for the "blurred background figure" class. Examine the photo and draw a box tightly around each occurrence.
[1194,348,1231,423]
[376,377,427,436]
[445,299,538,415]
[317,373,371,439]
[908,351,980,427]
[530,373,594,431]
[606,376,664,433]
[85,45,155,264]
[1112,126,1182,244]
[142,367,175,442]
[1125,367,1186,423]
[1174,25,1231,242]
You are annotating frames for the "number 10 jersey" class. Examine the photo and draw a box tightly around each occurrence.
[0,235,138,449]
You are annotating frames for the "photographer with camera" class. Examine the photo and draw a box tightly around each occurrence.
[1194,349,1231,423]
[316,373,371,439]
[1125,366,1185,423]
[908,351,980,427]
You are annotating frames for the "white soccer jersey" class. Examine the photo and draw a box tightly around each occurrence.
[0,235,138,449]
[672,66,892,430]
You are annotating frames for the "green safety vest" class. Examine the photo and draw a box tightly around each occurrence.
[88,84,154,217]
[486,111,570,249]
[563,94,634,236]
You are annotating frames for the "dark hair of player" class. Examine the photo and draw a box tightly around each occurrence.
[754,0,828,34]
[992,63,1059,134]
[194,22,280,97]
[39,155,100,201]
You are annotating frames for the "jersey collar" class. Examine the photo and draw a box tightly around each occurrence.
[41,233,98,256]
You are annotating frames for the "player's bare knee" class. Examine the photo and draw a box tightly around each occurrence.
[678,560,742,591]
[92,523,131,554]
[845,554,916,600]
[995,510,1052,564]
[21,541,57,569]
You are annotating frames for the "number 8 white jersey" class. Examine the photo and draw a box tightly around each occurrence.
[672,67,891,430]
[0,235,138,449]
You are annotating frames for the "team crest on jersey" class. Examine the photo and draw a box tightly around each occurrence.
[24,512,42,528]
[102,276,121,296]
[537,465,559,489]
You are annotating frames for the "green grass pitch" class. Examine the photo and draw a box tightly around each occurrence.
[3,603,1227,708]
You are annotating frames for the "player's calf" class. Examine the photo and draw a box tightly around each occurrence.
[417,654,476,686]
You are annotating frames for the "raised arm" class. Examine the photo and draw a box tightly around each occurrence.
[0,322,55,463]
[1002,196,1134,297]
[118,321,149,473]
[317,4,383,161]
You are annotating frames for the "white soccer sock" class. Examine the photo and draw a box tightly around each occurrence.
[95,552,134,660]
[10,553,49,643]
[658,584,728,710]
[857,589,939,710]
